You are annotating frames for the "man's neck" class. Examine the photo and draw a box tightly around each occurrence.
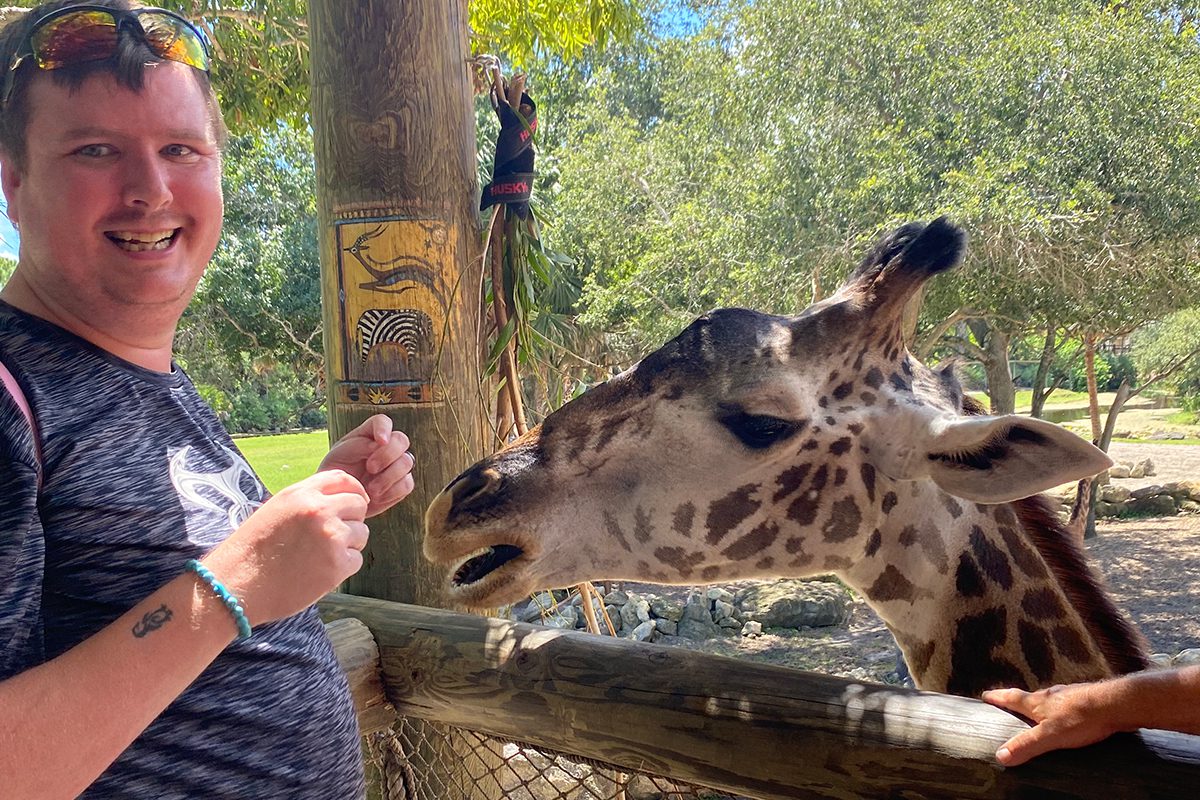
[0,277,177,373]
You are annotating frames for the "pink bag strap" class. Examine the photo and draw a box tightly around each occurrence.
[0,356,43,477]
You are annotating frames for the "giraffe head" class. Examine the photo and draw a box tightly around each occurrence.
[425,218,1111,609]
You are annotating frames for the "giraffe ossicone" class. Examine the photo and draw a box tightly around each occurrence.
[424,217,1148,697]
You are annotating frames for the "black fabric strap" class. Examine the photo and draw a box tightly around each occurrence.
[481,88,538,219]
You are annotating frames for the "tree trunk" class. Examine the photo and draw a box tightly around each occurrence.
[309,0,485,607]
[1084,333,1103,444]
[309,1,492,796]
[967,320,1014,415]
[1080,381,1134,540]
[1029,323,1058,419]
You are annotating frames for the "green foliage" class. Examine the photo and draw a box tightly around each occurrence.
[0,255,16,285]
[2,1,640,130]
[1132,308,1200,404]
[472,0,641,66]
[177,124,325,433]
[534,0,1200,365]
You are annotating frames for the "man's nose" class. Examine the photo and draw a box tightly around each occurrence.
[122,153,173,210]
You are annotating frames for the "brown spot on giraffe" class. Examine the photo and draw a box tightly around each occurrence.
[822,497,862,543]
[634,507,654,544]
[655,546,705,578]
[705,484,761,546]
[847,423,864,435]
[832,381,854,401]
[1019,619,1057,684]
[859,391,876,405]
[755,556,774,570]
[829,437,852,456]
[1021,587,1067,620]
[824,416,837,426]
[881,491,898,513]
[947,607,1026,696]
[722,520,781,561]
[866,564,930,603]
[603,511,632,553]
[864,366,884,389]
[1052,625,1094,664]
[998,524,1049,579]
[955,553,986,597]
[672,502,696,538]
[864,528,883,557]
[701,566,721,581]
[859,463,876,503]
[809,464,829,492]
[907,639,936,677]
[824,555,853,571]
[802,439,819,451]
[899,523,949,573]
[833,467,847,486]
[969,525,1014,590]
[772,464,812,503]
[941,494,963,519]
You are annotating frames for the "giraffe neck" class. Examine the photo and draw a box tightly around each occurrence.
[840,483,1148,696]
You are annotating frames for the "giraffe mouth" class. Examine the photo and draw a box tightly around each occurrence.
[451,544,525,588]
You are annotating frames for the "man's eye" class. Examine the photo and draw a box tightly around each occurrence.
[164,144,195,157]
[718,411,803,449]
[76,144,113,157]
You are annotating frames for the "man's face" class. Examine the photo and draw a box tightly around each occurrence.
[1,61,223,327]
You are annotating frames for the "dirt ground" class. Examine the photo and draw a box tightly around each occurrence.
[639,442,1200,681]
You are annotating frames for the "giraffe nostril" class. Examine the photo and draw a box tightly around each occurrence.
[453,466,502,512]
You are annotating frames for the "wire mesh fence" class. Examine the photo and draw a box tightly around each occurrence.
[364,717,761,800]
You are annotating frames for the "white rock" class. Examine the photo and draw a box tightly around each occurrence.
[741,620,763,637]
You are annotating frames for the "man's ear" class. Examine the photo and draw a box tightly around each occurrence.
[1,151,22,227]
[866,413,1113,504]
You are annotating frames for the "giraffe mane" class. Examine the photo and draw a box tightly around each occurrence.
[959,394,1150,675]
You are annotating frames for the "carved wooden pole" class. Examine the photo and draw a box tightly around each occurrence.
[308,0,486,610]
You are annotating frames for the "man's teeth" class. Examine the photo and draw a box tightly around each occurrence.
[108,230,177,251]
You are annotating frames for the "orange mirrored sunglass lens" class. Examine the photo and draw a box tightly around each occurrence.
[139,13,209,71]
[30,11,118,69]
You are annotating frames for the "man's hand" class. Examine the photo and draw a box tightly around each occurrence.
[201,470,370,626]
[981,682,1120,766]
[320,414,416,517]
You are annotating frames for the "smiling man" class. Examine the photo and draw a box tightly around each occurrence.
[0,3,414,798]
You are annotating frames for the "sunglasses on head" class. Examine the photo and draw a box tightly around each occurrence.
[1,4,211,108]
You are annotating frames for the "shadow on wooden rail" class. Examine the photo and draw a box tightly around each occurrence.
[319,592,1200,800]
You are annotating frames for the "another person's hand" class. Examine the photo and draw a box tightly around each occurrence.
[982,682,1120,766]
[201,470,370,626]
[320,414,416,517]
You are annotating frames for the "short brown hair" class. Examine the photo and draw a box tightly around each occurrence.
[0,0,228,167]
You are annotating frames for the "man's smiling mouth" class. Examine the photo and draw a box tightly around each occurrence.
[106,229,180,252]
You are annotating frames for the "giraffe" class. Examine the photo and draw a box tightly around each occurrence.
[423,217,1149,698]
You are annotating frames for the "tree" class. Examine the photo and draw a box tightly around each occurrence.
[537,0,1200,407]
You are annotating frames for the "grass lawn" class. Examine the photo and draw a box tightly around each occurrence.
[236,429,329,494]
[966,388,1096,412]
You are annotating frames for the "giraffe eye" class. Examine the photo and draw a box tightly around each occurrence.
[718,411,803,450]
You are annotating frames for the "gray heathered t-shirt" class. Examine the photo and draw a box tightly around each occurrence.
[0,302,365,799]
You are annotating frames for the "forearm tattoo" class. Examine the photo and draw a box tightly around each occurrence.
[132,604,174,638]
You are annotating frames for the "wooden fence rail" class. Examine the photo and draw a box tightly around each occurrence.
[320,592,1200,800]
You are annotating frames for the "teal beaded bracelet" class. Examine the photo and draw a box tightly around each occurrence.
[185,559,252,639]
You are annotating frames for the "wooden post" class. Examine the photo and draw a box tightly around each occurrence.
[308,0,486,610]
[308,3,493,797]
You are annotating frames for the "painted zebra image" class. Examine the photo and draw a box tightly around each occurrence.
[356,308,435,369]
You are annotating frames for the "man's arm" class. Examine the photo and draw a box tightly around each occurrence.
[982,666,1200,767]
[0,469,371,799]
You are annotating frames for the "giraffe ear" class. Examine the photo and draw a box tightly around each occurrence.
[868,415,1113,504]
